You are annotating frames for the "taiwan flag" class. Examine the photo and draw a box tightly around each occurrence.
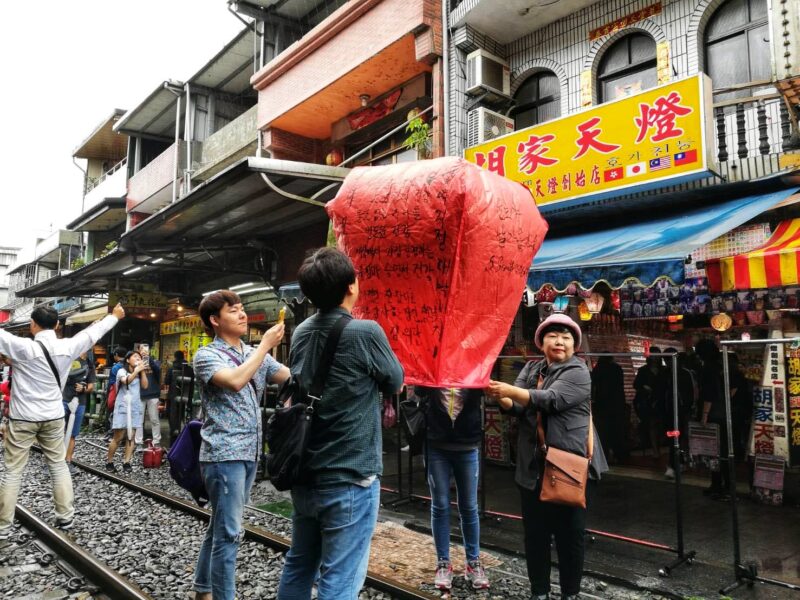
[674,149,698,166]
[603,167,624,182]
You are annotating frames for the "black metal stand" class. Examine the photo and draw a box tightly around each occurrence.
[658,353,696,576]
[719,344,800,594]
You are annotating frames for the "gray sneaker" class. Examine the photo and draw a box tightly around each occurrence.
[67,462,78,477]
[465,559,489,589]
[434,560,453,590]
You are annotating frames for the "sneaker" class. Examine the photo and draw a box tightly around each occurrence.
[55,518,74,531]
[105,462,118,473]
[400,445,410,452]
[122,462,133,473]
[67,462,78,477]
[664,467,675,479]
[465,559,489,589]
[434,560,453,590]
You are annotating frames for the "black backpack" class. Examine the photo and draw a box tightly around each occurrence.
[265,314,351,490]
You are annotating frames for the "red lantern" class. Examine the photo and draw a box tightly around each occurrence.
[610,290,621,311]
[325,148,344,166]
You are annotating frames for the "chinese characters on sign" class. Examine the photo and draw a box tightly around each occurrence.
[484,406,509,464]
[785,343,800,465]
[588,2,662,41]
[465,74,713,210]
[109,291,168,310]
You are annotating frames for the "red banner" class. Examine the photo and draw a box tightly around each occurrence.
[327,157,548,387]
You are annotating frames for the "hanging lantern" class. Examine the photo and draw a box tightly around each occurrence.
[565,283,578,296]
[585,291,605,314]
[710,313,732,332]
[610,290,621,311]
[538,303,554,320]
[578,301,592,321]
[535,285,557,305]
[325,148,344,166]
[553,295,569,313]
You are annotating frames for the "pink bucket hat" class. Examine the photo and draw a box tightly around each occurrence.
[534,313,582,350]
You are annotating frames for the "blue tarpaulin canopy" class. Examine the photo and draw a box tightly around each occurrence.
[527,187,798,292]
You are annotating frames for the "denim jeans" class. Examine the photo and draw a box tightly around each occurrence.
[193,460,256,600]
[426,447,481,562]
[277,479,380,600]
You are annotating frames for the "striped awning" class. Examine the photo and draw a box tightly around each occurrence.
[706,219,800,292]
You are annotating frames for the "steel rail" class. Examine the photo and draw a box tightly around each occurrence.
[72,459,437,600]
[14,503,153,600]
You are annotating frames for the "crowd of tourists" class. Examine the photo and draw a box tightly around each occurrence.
[0,247,745,600]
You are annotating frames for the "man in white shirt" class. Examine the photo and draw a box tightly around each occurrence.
[0,303,125,536]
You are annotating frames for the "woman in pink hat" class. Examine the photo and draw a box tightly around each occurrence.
[487,313,607,600]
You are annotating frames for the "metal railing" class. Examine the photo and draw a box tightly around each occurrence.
[712,82,799,162]
[84,157,127,195]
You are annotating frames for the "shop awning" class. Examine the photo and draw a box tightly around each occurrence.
[65,305,109,326]
[706,218,800,292]
[277,282,306,304]
[120,157,348,253]
[528,187,799,292]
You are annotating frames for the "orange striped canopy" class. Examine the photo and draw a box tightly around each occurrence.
[706,219,800,292]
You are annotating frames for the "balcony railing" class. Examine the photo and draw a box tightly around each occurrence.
[713,90,799,166]
[85,157,127,194]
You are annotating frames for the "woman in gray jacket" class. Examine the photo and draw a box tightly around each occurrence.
[488,313,607,600]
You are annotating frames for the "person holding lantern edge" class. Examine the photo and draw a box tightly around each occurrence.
[487,313,607,600]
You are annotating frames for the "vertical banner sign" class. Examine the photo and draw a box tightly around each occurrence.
[465,74,714,211]
[327,157,548,387]
[483,406,510,464]
[784,337,800,466]
[750,333,789,459]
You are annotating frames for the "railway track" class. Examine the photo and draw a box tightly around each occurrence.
[3,503,152,599]
[69,456,436,600]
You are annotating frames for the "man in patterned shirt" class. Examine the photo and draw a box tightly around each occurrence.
[192,290,288,600]
[277,248,404,600]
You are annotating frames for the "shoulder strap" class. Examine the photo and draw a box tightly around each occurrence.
[35,340,62,390]
[535,373,594,460]
[213,346,259,398]
[308,314,352,398]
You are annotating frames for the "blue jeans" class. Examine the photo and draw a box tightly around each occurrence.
[62,402,86,438]
[193,460,256,600]
[277,479,380,600]
[426,447,481,562]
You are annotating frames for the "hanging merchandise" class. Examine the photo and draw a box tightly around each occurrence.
[536,285,558,305]
[578,301,592,321]
[710,313,733,332]
[553,295,569,313]
[586,291,605,313]
[610,289,621,311]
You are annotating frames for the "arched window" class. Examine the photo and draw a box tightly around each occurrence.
[597,33,657,102]
[704,0,769,99]
[512,71,560,129]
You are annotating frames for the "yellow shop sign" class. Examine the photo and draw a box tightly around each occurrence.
[465,74,714,210]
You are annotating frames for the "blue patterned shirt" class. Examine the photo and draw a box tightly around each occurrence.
[194,337,282,463]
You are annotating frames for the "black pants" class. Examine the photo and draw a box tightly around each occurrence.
[519,481,594,597]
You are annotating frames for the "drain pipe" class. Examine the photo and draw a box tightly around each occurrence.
[184,82,193,195]
[71,157,87,213]
[442,0,450,156]
[163,82,183,204]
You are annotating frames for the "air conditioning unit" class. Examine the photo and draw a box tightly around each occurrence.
[466,49,510,96]
[467,107,515,147]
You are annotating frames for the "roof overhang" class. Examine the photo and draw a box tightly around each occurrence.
[114,26,257,138]
[121,156,348,253]
[73,109,128,159]
[263,34,431,139]
[67,198,127,232]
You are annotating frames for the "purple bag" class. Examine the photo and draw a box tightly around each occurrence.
[167,420,208,506]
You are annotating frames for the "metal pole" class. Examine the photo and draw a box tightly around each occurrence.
[441,0,450,156]
[672,354,683,556]
[184,83,193,194]
[172,93,182,204]
[721,347,742,575]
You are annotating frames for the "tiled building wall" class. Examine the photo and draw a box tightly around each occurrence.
[447,0,737,155]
